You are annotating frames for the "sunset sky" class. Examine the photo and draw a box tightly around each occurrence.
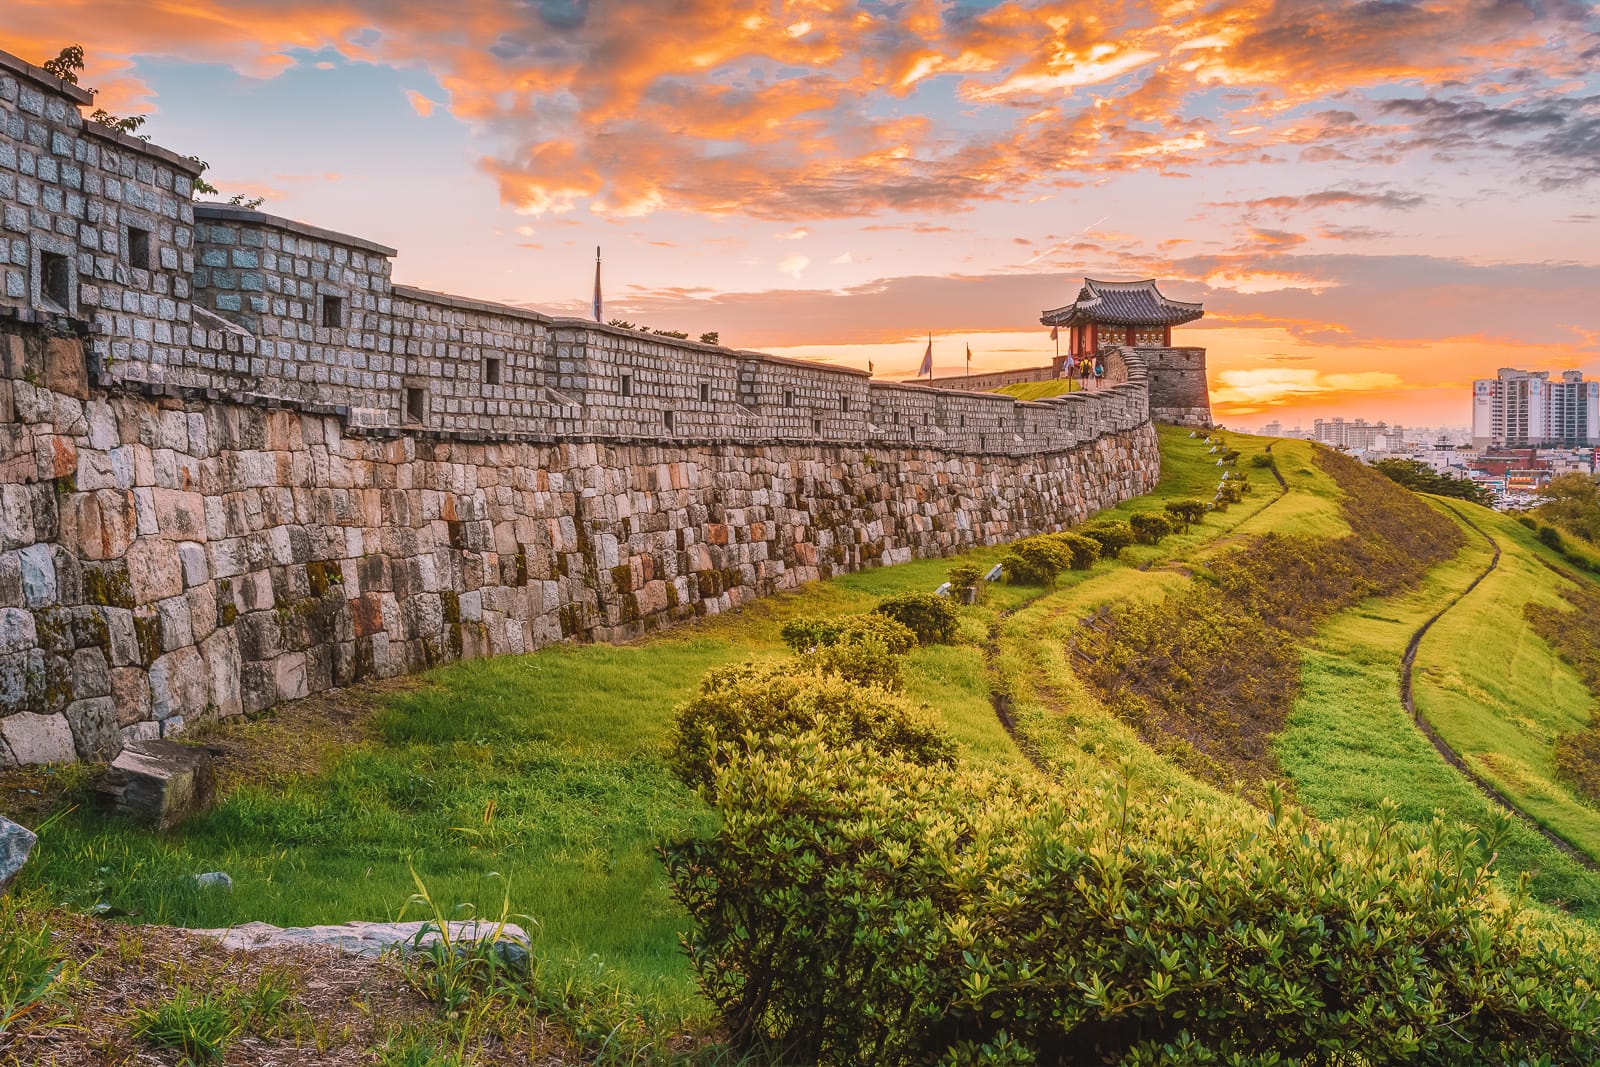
[6,0,1597,429]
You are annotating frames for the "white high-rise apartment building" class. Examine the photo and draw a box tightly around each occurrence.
[1471,368,1600,448]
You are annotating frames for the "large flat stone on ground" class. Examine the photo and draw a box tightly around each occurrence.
[97,738,216,829]
[186,919,532,961]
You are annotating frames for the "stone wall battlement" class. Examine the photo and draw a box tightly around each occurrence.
[0,49,1174,766]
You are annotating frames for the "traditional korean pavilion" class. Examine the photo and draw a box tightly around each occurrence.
[1040,278,1204,369]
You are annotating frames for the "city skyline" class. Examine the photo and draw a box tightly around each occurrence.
[4,0,1596,428]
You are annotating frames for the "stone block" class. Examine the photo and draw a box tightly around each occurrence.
[16,543,55,607]
[125,539,184,602]
[0,711,76,764]
[178,541,209,586]
[0,607,35,654]
[69,646,111,699]
[110,666,153,726]
[148,646,205,720]
[97,738,215,829]
[42,336,89,400]
[202,627,241,718]
[152,488,206,539]
[65,696,122,761]
[273,651,308,702]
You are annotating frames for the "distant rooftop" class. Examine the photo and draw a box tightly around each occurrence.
[1041,278,1204,328]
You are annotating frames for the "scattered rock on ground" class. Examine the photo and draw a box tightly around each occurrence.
[0,814,35,892]
[185,919,533,964]
[192,871,233,890]
[97,738,216,828]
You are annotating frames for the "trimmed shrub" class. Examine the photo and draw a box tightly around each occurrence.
[1163,499,1209,532]
[1001,537,1073,587]
[1249,452,1275,469]
[1047,531,1100,571]
[1079,521,1134,558]
[1539,524,1567,552]
[874,593,959,645]
[664,662,956,792]
[780,613,916,656]
[1518,514,1539,530]
[947,562,985,603]
[666,736,1600,1065]
[1129,512,1173,545]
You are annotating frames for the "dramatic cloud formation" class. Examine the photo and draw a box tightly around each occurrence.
[8,0,1598,219]
[3,0,1597,426]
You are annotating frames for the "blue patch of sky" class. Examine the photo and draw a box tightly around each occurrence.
[123,49,467,179]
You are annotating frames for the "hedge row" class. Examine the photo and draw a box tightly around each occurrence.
[665,734,1600,1065]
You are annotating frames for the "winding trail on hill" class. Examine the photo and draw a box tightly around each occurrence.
[983,438,1291,776]
[1402,502,1600,871]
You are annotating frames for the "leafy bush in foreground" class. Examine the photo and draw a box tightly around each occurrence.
[665,735,1600,1066]
[873,592,959,645]
[664,662,955,791]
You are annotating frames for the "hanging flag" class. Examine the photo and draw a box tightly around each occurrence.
[918,333,933,378]
[592,246,602,323]
[867,359,875,376]
[1050,325,1059,341]
[965,342,972,370]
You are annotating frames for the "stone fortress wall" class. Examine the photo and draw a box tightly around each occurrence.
[0,50,1177,766]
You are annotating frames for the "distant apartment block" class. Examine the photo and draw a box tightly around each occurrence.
[1311,417,1402,451]
[1471,368,1600,448]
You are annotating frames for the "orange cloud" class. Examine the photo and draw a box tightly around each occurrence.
[1,0,1594,221]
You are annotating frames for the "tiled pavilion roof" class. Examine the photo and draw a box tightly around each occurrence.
[1041,278,1205,328]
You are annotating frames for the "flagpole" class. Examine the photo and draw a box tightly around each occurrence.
[927,332,933,379]
[593,246,602,323]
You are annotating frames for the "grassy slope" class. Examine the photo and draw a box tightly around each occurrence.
[1276,513,1600,917]
[990,379,1080,400]
[20,424,1600,1009]
[1410,503,1600,860]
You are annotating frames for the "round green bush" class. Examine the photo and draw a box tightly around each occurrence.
[664,663,957,792]
[873,592,959,645]
[1129,512,1174,545]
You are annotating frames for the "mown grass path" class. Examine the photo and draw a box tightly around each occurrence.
[1400,503,1599,871]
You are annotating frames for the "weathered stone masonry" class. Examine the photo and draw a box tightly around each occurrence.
[0,51,1176,766]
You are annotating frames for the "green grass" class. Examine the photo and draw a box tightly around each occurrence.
[25,422,1600,1023]
[989,379,1081,401]
[1277,502,1600,917]
[1410,501,1600,860]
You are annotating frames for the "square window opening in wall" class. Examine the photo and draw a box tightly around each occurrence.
[663,409,675,432]
[699,381,710,403]
[126,227,151,270]
[812,417,822,434]
[485,357,502,385]
[321,295,343,328]
[404,386,426,425]
[40,251,71,311]
[783,389,794,408]
[620,373,633,397]
[840,396,850,413]
[923,413,930,426]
